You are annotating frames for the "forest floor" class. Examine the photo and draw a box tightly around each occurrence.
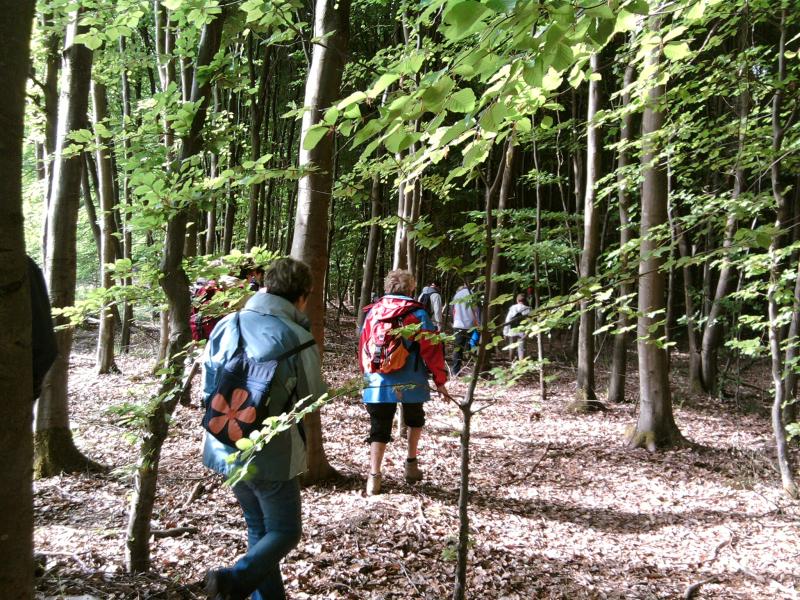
[35,316,800,600]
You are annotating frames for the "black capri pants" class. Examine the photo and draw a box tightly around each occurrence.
[365,402,426,443]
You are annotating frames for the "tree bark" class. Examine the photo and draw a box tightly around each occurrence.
[125,12,228,572]
[36,8,102,478]
[628,14,686,452]
[357,174,383,327]
[699,14,750,395]
[289,0,351,483]
[573,53,605,411]
[487,143,515,325]
[0,2,36,596]
[91,82,118,374]
[608,60,635,403]
[766,11,797,498]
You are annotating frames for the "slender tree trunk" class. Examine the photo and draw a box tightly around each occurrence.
[289,0,351,483]
[91,82,118,374]
[119,37,134,351]
[700,15,750,395]
[0,2,36,596]
[126,12,227,572]
[487,143,515,324]
[81,153,102,261]
[608,60,635,403]
[531,135,547,403]
[358,174,383,327]
[573,53,605,411]
[36,8,102,478]
[766,11,797,498]
[627,14,685,452]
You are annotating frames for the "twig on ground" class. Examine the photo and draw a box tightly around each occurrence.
[152,526,198,539]
[683,575,719,599]
[38,550,91,572]
[183,481,204,507]
[399,561,423,597]
[703,533,733,564]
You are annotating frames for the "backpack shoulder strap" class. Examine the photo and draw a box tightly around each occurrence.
[274,337,316,362]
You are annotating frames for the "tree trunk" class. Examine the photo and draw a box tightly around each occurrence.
[358,174,383,327]
[699,15,750,395]
[531,134,547,403]
[573,53,605,411]
[627,14,685,452]
[91,82,118,374]
[119,37,134,351]
[0,2,36,596]
[608,60,635,403]
[487,143,515,325]
[81,153,102,261]
[289,0,351,483]
[766,11,797,498]
[125,12,227,572]
[246,39,271,250]
[36,8,102,478]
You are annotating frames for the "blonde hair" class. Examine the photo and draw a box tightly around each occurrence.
[384,269,416,296]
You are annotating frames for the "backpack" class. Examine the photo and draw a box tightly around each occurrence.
[190,282,221,342]
[359,300,423,374]
[202,313,315,447]
[418,290,435,316]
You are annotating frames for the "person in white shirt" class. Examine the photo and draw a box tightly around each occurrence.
[449,285,479,375]
[503,293,531,361]
[417,282,443,330]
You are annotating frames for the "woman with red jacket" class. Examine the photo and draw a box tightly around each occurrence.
[359,269,449,495]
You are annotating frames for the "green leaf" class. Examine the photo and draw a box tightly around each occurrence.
[443,0,491,41]
[614,9,639,33]
[664,42,691,61]
[73,32,103,51]
[336,91,367,109]
[446,88,476,113]
[302,124,329,151]
[542,67,563,91]
[235,438,254,451]
[366,73,399,99]
[162,0,183,10]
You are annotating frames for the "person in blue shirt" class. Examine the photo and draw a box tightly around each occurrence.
[202,258,326,600]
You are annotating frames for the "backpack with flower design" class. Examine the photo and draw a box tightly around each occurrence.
[202,313,315,448]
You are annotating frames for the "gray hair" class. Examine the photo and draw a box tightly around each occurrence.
[384,269,416,296]
[263,257,313,303]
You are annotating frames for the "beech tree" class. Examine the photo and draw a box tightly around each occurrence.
[0,2,36,597]
[627,13,685,451]
[290,0,351,483]
[36,6,101,477]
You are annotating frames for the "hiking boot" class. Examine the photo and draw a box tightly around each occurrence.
[405,458,423,483]
[366,473,382,495]
[204,569,237,600]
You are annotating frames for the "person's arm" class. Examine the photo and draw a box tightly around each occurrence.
[413,310,448,386]
[431,293,443,329]
[294,334,328,407]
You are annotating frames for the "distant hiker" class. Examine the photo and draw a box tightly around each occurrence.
[202,257,326,600]
[449,284,479,375]
[359,269,449,495]
[417,282,444,331]
[239,262,265,292]
[29,256,57,398]
[503,293,531,361]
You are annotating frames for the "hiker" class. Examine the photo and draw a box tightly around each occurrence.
[449,284,479,375]
[29,256,57,398]
[359,269,449,495]
[503,293,531,361]
[417,281,444,331]
[201,257,326,600]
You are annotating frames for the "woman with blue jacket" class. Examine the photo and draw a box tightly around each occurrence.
[202,258,326,600]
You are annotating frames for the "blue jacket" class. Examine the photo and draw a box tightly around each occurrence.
[361,295,446,404]
[201,292,327,481]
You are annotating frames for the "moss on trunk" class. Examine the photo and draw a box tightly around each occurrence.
[33,428,104,478]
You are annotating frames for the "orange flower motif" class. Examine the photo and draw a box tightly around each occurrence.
[208,388,256,441]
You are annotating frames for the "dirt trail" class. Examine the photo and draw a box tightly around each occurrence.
[35,326,799,599]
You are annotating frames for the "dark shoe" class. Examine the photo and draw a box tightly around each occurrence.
[204,570,230,600]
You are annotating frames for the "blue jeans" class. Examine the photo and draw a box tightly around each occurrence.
[224,477,302,600]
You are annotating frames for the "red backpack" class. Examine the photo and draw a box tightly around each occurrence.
[359,298,423,374]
